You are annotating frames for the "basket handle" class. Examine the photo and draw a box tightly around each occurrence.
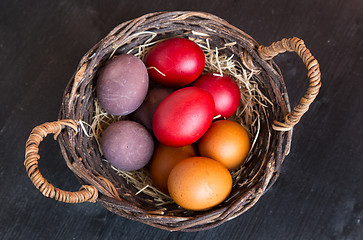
[258,37,321,131]
[25,119,98,203]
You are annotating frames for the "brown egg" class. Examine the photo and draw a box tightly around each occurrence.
[100,120,154,171]
[149,144,197,194]
[167,157,232,211]
[96,54,149,116]
[131,86,174,132]
[198,120,251,170]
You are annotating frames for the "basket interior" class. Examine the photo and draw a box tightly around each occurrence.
[57,11,292,231]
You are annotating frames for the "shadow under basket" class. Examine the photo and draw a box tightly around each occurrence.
[24,11,321,232]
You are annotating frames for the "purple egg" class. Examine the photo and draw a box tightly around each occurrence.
[100,121,154,171]
[96,54,149,116]
[131,86,174,131]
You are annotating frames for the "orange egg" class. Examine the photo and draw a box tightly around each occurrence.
[149,144,197,194]
[198,120,251,170]
[167,157,232,211]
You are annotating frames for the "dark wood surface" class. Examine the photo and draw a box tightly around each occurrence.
[1,0,362,239]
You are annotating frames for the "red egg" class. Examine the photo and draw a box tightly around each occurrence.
[144,38,205,87]
[193,73,241,118]
[152,87,215,147]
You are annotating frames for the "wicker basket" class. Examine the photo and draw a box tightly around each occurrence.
[25,11,321,232]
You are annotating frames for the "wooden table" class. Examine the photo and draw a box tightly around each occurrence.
[1,0,362,239]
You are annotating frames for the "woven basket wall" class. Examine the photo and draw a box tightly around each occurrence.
[25,11,321,232]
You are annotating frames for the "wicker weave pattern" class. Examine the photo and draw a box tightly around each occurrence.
[58,11,292,231]
[258,37,321,131]
[24,120,98,203]
[24,11,320,231]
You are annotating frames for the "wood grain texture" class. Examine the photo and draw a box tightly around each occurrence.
[0,0,362,239]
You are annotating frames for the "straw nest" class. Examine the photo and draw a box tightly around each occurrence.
[57,11,293,231]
